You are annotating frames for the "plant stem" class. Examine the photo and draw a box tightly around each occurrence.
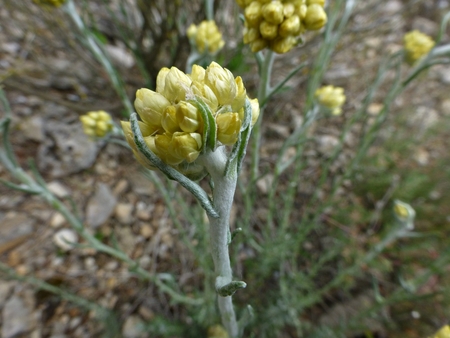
[64,0,134,116]
[199,147,239,337]
[250,50,274,182]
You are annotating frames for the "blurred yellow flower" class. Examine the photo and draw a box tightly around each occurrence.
[239,0,328,53]
[187,20,225,54]
[33,0,65,7]
[315,85,346,115]
[429,325,450,338]
[80,111,114,138]
[393,199,416,223]
[404,30,435,64]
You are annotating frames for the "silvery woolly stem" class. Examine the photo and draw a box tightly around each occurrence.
[198,147,241,337]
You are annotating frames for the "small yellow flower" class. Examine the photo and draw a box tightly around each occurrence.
[216,112,242,145]
[250,98,260,125]
[161,105,179,134]
[429,325,450,338]
[404,30,435,65]
[135,88,170,128]
[315,85,346,115]
[261,1,284,25]
[187,20,225,54]
[304,4,328,31]
[172,132,203,163]
[80,111,114,138]
[176,101,202,133]
[393,200,416,222]
[205,62,238,106]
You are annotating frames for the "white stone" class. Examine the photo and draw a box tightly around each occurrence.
[53,229,78,251]
[47,181,71,198]
[115,203,134,225]
[50,213,66,228]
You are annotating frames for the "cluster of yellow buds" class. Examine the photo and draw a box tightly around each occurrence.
[237,0,328,53]
[32,0,66,7]
[80,110,114,138]
[403,30,435,65]
[121,62,259,173]
[187,21,225,54]
[314,85,346,115]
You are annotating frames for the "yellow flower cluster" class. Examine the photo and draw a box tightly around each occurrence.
[122,62,259,171]
[314,85,346,115]
[237,0,328,53]
[404,30,435,65]
[80,111,114,138]
[187,21,225,54]
[32,0,65,7]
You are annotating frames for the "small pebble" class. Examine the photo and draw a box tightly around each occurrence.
[53,229,78,252]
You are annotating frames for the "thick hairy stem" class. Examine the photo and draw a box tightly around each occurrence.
[199,148,240,337]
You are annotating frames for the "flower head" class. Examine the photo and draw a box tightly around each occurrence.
[404,30,435,65]
[239,0,328,54]
[187,20,225,54]
[80,111,114,138]
[122,62,259,174]
[315,85,346,115]
[393,200,416,224]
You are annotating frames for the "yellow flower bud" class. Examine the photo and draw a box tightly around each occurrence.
[176,101,201,133]
[304,4,327,31]
[134,88,170,127]
[245,1,263,27]
[307,0,325,6]
[120,120,158,169]
[283,3,296,18]
[154,133,184,165]
[158,66,192,103]
[188,20,225,54]
[156,67,170,94]
[191,82,219,112]
[216,112,242,145]
[243,27,261,44]
[315,85,346,115]
[33,0,65,7]
[250,98,260,126]
[262,1,284,25]
[430,325,450,338]
[393,200,416,222]
[190,64,206,82]
[299,4,308,20]
[279,15,301,37]
[205,62,237,106]
[172,132,203,163]
[186,24,197,40]
[231,76,247,112]
[161,105,180,134]
[259,20,279,40]
[207,325,229,338]
[403,30,435,65]
[80,110,113,138]
[270,36,298,54]
[250,38,268,53]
